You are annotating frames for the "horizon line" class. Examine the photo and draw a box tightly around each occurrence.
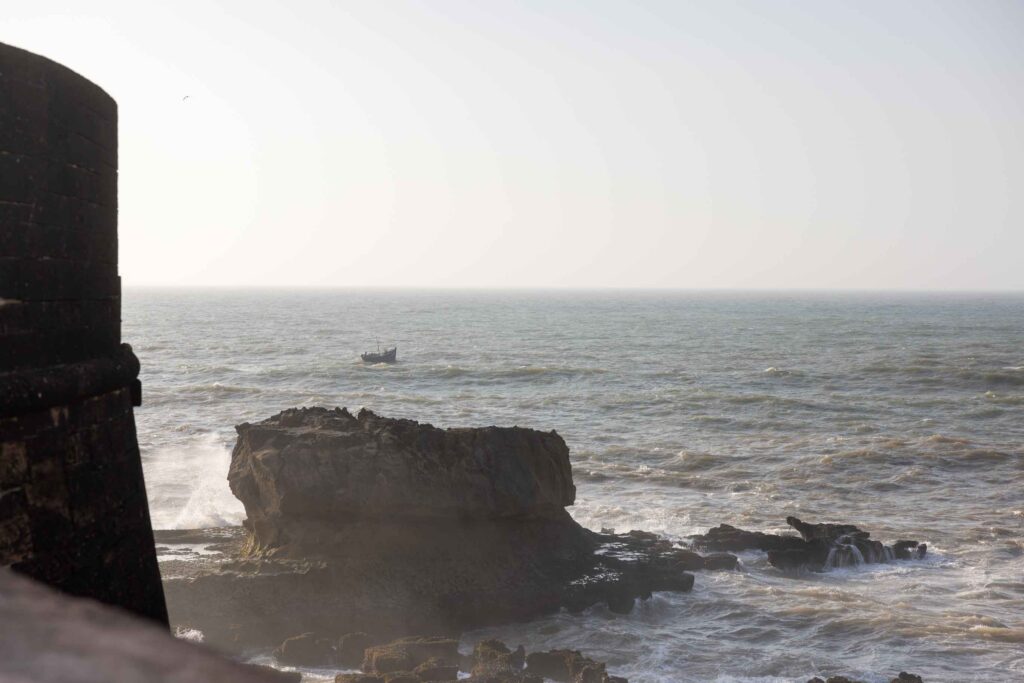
[121,284,1024,294]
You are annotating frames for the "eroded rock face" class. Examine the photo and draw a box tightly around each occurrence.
[229,407,576,555]
[692,517,927,572]
[166,408,705,651]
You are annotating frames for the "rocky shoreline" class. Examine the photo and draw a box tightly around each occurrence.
[158,406,932,681]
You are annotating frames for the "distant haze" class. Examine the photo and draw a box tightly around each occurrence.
[6,1,1023,289]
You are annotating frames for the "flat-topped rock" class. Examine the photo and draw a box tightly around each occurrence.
[229,407,575,554]
[165,408,707,651]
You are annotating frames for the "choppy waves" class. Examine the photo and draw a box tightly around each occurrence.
[125,290,1024,682]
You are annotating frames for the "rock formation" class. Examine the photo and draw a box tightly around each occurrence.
[692,516,926,572]
[165,407,733,651]
[325,634,626,683]
[227,407,577,557]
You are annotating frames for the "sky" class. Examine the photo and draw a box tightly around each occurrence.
[4,1,1023,289]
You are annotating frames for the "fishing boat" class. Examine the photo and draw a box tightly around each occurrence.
[361,345,397,364]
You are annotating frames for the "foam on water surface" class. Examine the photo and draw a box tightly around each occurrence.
[126,290,1024,682]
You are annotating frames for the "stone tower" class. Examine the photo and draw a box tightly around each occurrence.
[0,42,168,624]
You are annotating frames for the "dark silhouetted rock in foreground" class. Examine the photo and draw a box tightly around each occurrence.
[692,516,926,572]
[166,408,707,651]
[0,569,285,683]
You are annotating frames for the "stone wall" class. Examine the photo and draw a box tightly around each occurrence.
[0,569,288,683]
[0,42,168,625]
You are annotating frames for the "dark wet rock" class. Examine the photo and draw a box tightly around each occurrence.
[382,673,419,683]
[414,656,460,681]
[335,676,384,683]
[166,408,698,651]
[337,632,377,668]
[523,649,627,683]
[575,662,628,683]
[702,552,740,570]
[691,523,807,553]
[893,541,928,560]
[274,632,334,666]
[509,644,526,670]
[525,649,590,681]
[891,674,924,683]
[469,639,527,678]
[786,516,860,543]
[362,636,459,674]
[694,517,927,572]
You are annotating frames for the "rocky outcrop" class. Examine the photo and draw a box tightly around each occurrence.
[692,516,927,572]
[228,407,576,556]
[361,636,459,674]
[276,633,628,683]
[165,408,719,651]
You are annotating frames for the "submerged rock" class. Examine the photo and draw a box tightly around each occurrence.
[692,516,927,572]
[167,408,701,650]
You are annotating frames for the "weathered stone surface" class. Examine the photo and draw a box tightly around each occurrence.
[166,409,697,651]
[470,639,526,678]
[228,407,576,555]
[362,636,460,674]
[0,570,280,683]
[0,41,166,625]
[414,656,460,681]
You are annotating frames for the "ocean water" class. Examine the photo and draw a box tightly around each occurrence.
[124,289,1024,683]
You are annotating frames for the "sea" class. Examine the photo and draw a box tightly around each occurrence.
[123,289,1024,683]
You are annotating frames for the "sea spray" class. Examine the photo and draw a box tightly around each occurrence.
[142,432,245,529]
[125,289,1024,681]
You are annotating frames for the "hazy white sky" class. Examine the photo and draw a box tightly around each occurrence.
[5,1,1023,288]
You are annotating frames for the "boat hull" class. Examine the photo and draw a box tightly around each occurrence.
[360,347,397,363]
